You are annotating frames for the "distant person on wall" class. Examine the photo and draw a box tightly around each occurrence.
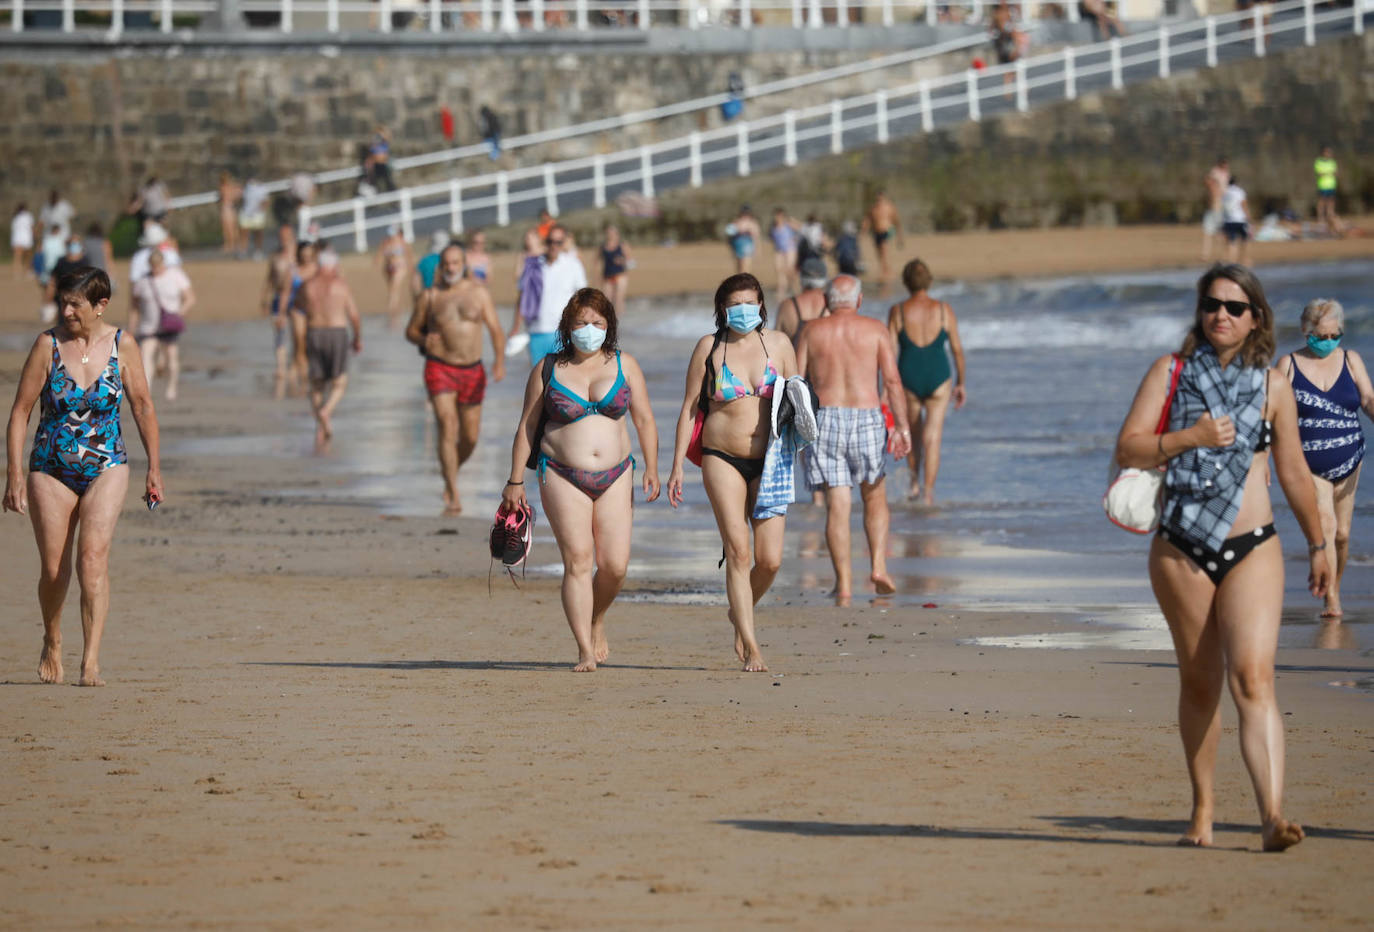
[1314,146,1343,236]
[720,71,745,122]
[39,189,76,241]
[833,220,863,277]
[139,175,171,226]
[239,174,270,259]
[11,203,35,281]
[478,105,503,161]
[218,171,242,256]
[1202,156,1230,261]
[1222,175,1251,267]
[725,205,760,275]
[862,190,904,292]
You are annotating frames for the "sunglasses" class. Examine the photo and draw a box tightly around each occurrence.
[1200,296,1252,318]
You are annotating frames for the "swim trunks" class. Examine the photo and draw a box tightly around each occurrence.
[872,229,893,248]
[306,327,351,382]
[803,407,887,490]
[424,358,487,404]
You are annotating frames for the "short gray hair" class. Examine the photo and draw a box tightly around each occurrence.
[824,275,862,309]
[1300,298,1344,335]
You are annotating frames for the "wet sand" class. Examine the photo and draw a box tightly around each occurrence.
[1,226,1372,928]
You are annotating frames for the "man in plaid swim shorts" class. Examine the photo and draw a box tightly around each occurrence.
[796,275,912,603]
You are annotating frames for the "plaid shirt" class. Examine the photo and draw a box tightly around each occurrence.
[1161,345,1267,550]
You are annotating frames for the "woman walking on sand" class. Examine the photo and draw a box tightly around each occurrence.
[503,288,660,672]
[599,224,632,312]
[4,267,162,686]
[1114,263,1327,852]
[375,224,413,329]
[1280,298,1373,620]
[667,273,798,673]
[888,259,966,503]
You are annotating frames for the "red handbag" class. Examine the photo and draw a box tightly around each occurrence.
[686,408,705,467]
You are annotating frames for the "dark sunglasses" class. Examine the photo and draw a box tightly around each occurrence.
[549,238,566,246]
[1200,296,1252,318]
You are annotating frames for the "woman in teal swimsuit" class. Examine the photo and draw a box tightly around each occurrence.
[504,288,660,672]
[887,259,967,504]
[5,267,163,687]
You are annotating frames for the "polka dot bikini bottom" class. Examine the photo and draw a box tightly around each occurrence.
[1159,523,1277,586]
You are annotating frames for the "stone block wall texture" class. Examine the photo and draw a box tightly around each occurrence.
[0,43,971,239]
[555,31,1374,247]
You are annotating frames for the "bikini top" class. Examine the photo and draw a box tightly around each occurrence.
[544,351,631,424]
[713,330,778,402]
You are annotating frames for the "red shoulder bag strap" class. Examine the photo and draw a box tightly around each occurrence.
[1153,354,1183,436]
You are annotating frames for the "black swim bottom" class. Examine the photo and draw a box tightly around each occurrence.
[702,447,765,483]
[1158,523,1277,585]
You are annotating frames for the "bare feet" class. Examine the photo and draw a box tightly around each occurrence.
[831,589,852,607]
[906,485,923,502]
[1178,809,1212,847]
[727,610,746,662]
[441,489,462,516]
[1321,599,1343,619]
[741,650,768,673]
[319,411,334,440]
[871,572,897,595]
[591,620,610,663]
[38,640,62,684]
[572,654,598,673]
[78,664,105,687]
[1262,818,1304,852]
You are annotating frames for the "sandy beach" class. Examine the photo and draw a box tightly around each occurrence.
[1,223,1372,928]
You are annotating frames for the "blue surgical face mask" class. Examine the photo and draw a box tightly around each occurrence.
[1307,333,1341,358]
[67,243,82,257]
[725,303,762,334]
[570,323,607,353]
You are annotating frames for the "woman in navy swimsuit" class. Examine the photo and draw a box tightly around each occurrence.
[1115,264,1328,853]
[5,267,162,687]
[503,288,660,672]
[1282,298,1374,619]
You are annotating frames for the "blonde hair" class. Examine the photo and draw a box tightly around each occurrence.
[1300,298,1344,336]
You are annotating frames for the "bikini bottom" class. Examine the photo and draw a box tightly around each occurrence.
[1158,523,1277,586]
[701,447,765,483]
[538,453,633,501]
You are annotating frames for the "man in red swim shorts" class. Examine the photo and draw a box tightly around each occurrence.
[405,243,506,515]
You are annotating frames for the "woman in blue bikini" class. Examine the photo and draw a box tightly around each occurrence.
[1115,264,1327,852]
[503,288,660,672]
[5,267,163,687]
[666,273,798,673]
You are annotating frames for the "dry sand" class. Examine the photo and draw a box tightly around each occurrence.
[1,224,1372,929]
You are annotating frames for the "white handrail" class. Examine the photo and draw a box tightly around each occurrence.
[300,0,1357,249]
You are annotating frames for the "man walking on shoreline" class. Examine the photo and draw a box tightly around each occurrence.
[405,243,506,515]
[796,275,911,604]
[296,248,362,452]
[861,190,903,291]
[525,225,586,364]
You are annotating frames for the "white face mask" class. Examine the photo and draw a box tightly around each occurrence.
[570,323,607,353]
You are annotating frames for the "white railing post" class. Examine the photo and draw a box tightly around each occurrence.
[1064,46,1076,100]
[875,89,889,143]
[400,190,414,242]
[430,0,441,31]
[109,0,124,37]
[327,0,339,31]
[1015,58,1028,111]
[881,0,892,26]
[352,200,367,254]
[1067,0,1078,21]
[480,0,492,30]
[1253,5,1264,56]
[925,0,935,25]
[737,122,750,177]
[281,0,293,32]
[496,173,510,227]
[637,0,648,28]
[160,0,172,32]
[807,0,820,27]
[966,69,981,121]
[836,0,847,25]
[298,206,313,243]
[1303,0,1314,45]
[740,0,751,26]
[689,132,703,188]
[1158,25,1169,78]
[593,154,606,208]
[640,147,655,198]
[62,0,73,33]
[501,0,517,30]
[380,0,392,32]
[919,79,933,132]
[576,0,588,29]
[783,110,798,165]
[688,0,699,28]
[531,0,544,30]
[791,0,801,28]
[12,0,23,33]
[1205,16,1216,67]
[1355,0,1364,36]
[1110,37,1122,90]
[448,179,463,234]
[543,163,559,217]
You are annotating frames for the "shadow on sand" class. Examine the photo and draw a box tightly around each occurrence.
[244,659,709,673]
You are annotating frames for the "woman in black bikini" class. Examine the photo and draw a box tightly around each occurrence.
[1114,264,1329,852]
[667,273,797,673]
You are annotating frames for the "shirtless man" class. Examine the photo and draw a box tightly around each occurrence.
[260,229,299,398]
[296,249,362,451]
[1202,156,1229,261]
[861,190,904,290]
[405,243,506,515]
[795,275,912,604]
[774,257,830,346]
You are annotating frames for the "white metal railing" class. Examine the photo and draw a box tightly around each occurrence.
[297,0,1362,251]
[163,29,997,209]
[6,0,1096,35]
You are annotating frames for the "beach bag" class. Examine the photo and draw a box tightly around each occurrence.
[524,355,556,471]
[686,409,705,467]
[1103,355,1181,534]
[687,331,726,468]
[151,278,186,337]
